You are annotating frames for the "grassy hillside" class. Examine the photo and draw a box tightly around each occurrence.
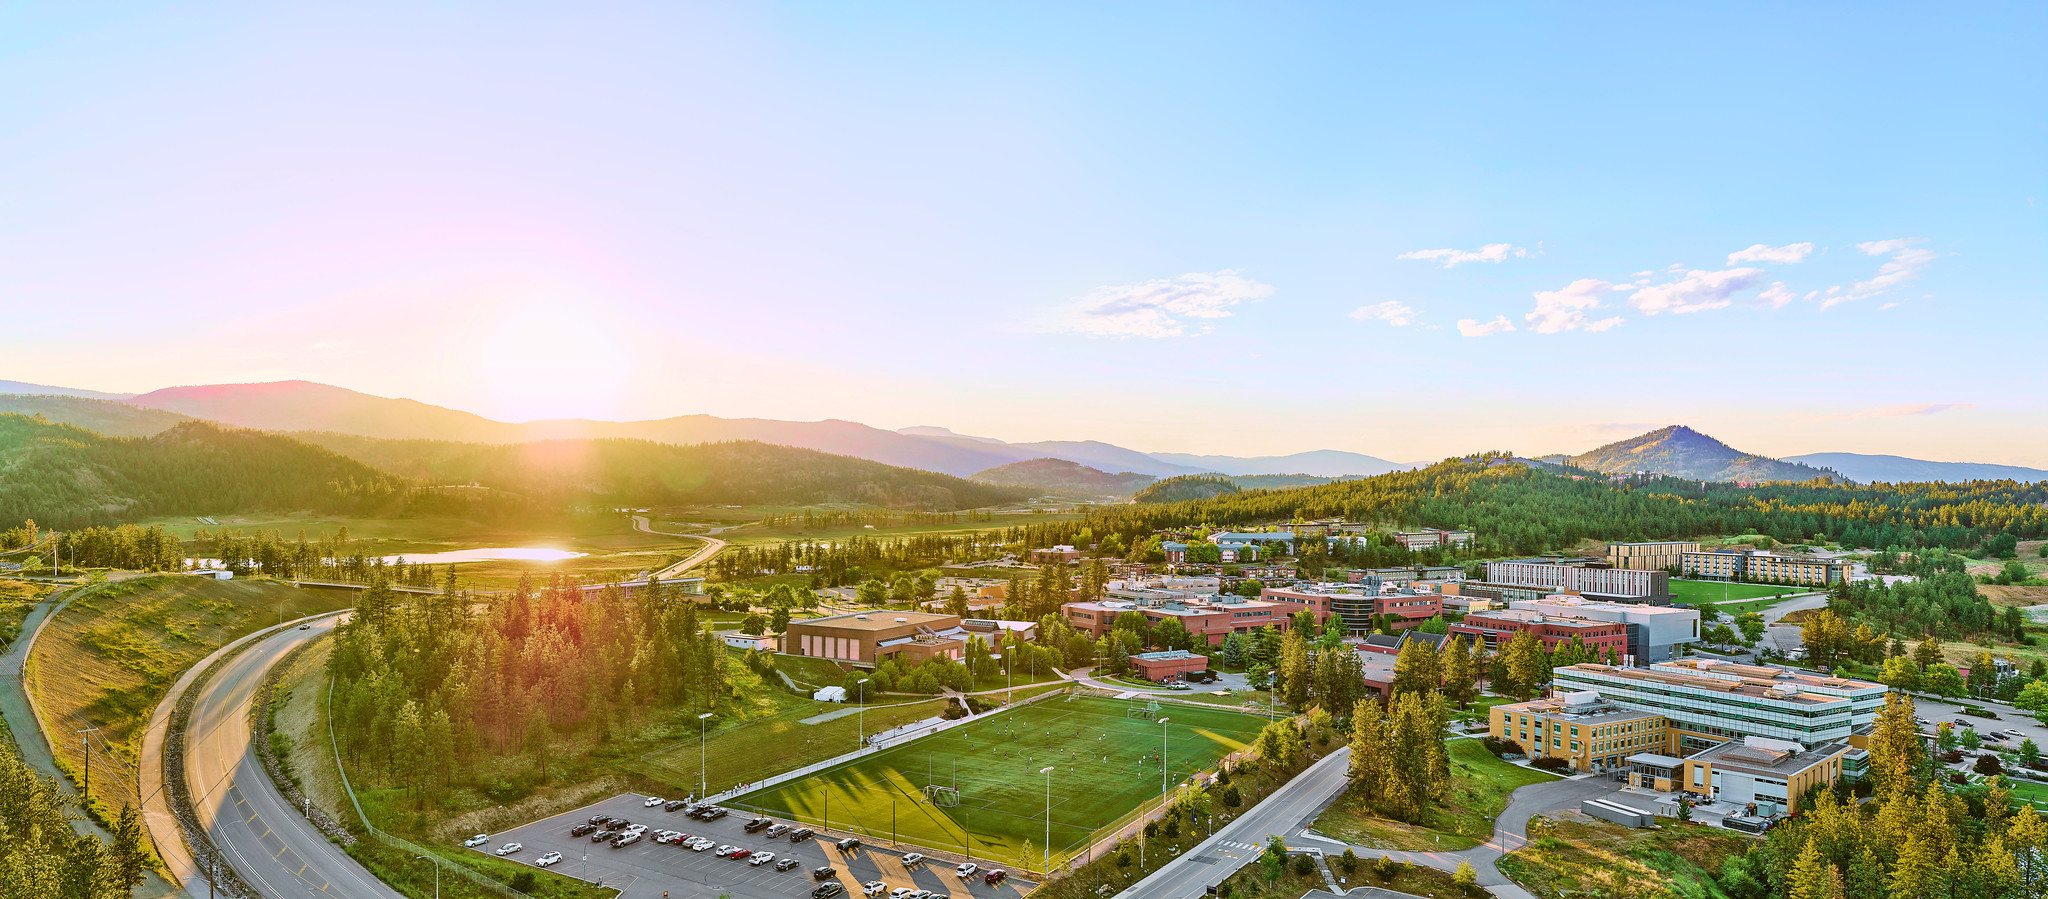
[0,414,412,528]
[0,395,190,437]
[26,576,352,817]
[295,432,1026,510]
[970,457,1156,496]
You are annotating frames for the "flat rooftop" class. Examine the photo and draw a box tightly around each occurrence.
[1497,696,1664,725]
[1559,664,1854,706]
[1690,737,1846,777]
[1652,659,1882,691]
[789,611,957,631]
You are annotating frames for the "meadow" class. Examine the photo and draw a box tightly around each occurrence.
[733,696,1265,869]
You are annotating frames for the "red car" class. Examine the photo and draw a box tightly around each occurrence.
[728,848,753,859]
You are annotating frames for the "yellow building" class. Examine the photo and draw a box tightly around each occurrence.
[1607,541,1700,571]
[1670,736,1847,815]
[1489,692,1670,773]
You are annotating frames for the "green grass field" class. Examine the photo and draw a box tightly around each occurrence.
[733,696,1264,869]
[1667,579,1807,609]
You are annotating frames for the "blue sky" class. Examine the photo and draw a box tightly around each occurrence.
[2,3,2043,464]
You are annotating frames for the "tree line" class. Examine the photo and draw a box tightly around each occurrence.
[0,741,149,898]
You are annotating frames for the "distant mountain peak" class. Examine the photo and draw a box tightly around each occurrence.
[1570,426,1842,483]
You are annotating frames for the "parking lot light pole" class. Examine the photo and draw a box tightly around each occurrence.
[698,712,714,799]
[1040,765,1055,877]
[413,856,440,899]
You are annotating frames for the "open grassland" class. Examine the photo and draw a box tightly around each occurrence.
[723,507,1087,547]
[0,578,44,649]
[1980,585,2048,608]
[1312,739,1558,851]
[735,696,1265,869]
[1497,815,1755,899]
[27,575,351,815]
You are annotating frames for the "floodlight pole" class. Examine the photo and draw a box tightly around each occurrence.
[1158,718,1171,798]
[857,679,871,751]
[1041,765,1055,877]
[698,712,714,798]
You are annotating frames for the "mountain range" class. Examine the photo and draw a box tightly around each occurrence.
[1,378,2043,485]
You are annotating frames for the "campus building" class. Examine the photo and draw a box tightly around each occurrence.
[1508,596,1700,662]
[1551,659,1885,753]
[1061,594,1303,645]
[1391,528,1476,551]
[1449,609,1629,657]
[1486,560,1672,603]
[783,611,969,667]
[1655,736,1850,816]
[1259,583,1443,634]
[1127,650,1208,682]
[1678,550,1848,586]
[1490,691,1671,773]
[1606,541,1701,571]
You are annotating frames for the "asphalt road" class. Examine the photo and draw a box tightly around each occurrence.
[180,614,405,899]
[632,516,728,580]
[1113,749,1355,899]
[490,793,1036,899]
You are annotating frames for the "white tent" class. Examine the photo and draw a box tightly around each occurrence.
[813,686,847,703]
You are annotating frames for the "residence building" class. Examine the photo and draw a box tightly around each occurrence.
[1392,528,1476,551]
[1679,550,1847,586]
[1607,541,1701,572]
[1486,559,1672,603]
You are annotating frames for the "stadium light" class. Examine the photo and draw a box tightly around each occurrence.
[1041,765,1056,876]
[858,678,871,751]
[1157,717,1171,797]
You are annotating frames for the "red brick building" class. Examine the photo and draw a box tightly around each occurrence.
[1449,609,1628,656]
[1062,596,1305,646]
[1128,650,1208,682]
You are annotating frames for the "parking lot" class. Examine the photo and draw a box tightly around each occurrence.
[478,793,1037,899]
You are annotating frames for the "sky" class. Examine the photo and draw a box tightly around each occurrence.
[3,3,2045,465]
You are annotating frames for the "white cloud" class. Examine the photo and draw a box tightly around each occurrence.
[1757,282,1797,309]
[1727,242,1815,265]
[1348,301,1418,327]
[1457,316,1516,338]
[1628,267,1768,315]
[1524,278,1627,333]
[1814,239,1938,309]
[1398,243,1529,268]
[1053,270,1274,338]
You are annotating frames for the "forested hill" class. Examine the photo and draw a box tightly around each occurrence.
[0,415,409,528]
[0,394,191,436]
[970,458,1156,497]
[1074,455,2048,554]
[1567,425,1841,482]
[293,432,1026,510]
[1133,474,1240,503]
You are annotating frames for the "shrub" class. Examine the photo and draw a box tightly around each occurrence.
[1976,754,2004,776]
[1291,854,1315,877]
[1481,736,1523,757]
[1373,855,1400,883]
[508,872,536,891]
[1336,848,1359,876]
[1531,756,1571,772]
[1220,785,1242,808]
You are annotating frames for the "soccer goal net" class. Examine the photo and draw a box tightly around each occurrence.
[1126,701,1161,719]
[923,785,961,807]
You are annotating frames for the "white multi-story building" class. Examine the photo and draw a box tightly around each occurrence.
[1509,596,1700,662]
[1486,560,1671,602]
[1552,659,1885,753]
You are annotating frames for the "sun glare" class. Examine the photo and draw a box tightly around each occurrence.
[476,300,634,422]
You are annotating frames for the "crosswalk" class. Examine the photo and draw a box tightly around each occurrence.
[1212,840,1262,854]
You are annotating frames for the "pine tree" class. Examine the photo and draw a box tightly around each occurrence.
[1442,636,1477,707]
[1279,630,1311,711]
[1501,630,1546,701]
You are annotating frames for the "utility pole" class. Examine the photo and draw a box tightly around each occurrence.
[1041,765,1055,878]
[698,712,714,799]
[77,727,100,801]
[857,678,871,751]
[1157,717,1170,798]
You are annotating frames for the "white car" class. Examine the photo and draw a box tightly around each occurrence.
[716,844,738,856]
[956,863,979,878]
[902,853,925,867]
[644,796,666,807]
[690,839,716,851]
[495,842,523,856]
[624,824,649,835]
[2007,729,2026,736]
[535,852,563,867]
[750,852,777,867]
[890,888,916,899]
[462,834,490,848]
[863,882,888,897]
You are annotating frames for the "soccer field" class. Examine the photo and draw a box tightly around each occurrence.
[732,695,1266,870]
[1668,579,1804,606]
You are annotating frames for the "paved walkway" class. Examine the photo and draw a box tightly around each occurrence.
[1290,769,1624,899]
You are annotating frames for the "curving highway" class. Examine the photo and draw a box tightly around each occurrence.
[632,515,728,580]
[177,613,404,899]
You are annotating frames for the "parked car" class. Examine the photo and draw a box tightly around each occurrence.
[495,843,523,856]
[664,799,690,812]
[611,832,642,848]
[777,858,802,871]
[729,848,754,860]
[644,796,665,807]
[983,869,1007,885]
[571,824,598,837]
[789,828,816,843]
[624,824,649,835]
[2007,729,2026,737]
[462,834,490,848]
[908,891,931,899]
[750,851,777,866]
[813,885,846,899]
[837,837,862,852]
[605,817,631,828]
[956,863,979,878]
[863,881,888,896]
[812,866,837,880]
[902,852,925,867]
[745,816,774,833]
[715,845,737,856]
[765,823,790,838]
[591,830,617,843]
[535,852,563,867]
[689,839,716,851]
[704,807,729,820]
[889,888,915,899]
